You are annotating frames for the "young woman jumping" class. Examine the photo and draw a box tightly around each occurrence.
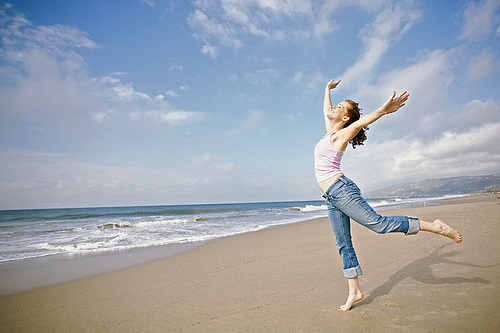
[315,78,462,311]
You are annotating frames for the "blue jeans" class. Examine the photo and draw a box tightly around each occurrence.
[323,176,420,278]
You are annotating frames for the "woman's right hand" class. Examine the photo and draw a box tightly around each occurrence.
[327,78,341,90]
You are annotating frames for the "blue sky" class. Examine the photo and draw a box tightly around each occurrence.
[1,0,499,209]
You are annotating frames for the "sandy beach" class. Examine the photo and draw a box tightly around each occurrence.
[1,193,499,332]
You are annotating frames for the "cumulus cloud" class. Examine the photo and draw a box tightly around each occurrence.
[420,99,500,136]
[341,1,422,88]
[244,68,281,88]
[97,75,150,102]
[143,110,202,125]
[0,149,238,209]
[187,0,421,57]
[288,67,326,108]
[0,5,199,131]
[188,0,393,57]
[466,50,498,81]
[460,0,500,40]
[353,52,500,147]
[228,109,266,134]
[0,6,96,122]
[190,153,236,173]
[90,74,203,127]
[190,109,266,144]
[0,48,94,122]
[345,120,500,191]
[333,1,498,146]
[200,42,219,58]
[188,9,243,58]
[340,48,455,143]
[0,4,98,51]
[141,0,156,7]
[188,0,301,56]
[290,68,325,93]
[0,150,184,208]
[165,90,178,97]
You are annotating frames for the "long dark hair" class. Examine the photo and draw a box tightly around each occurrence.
[344,100,367,148]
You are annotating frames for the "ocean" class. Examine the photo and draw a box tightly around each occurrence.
[0,196,460,264]
[0,195,467,295]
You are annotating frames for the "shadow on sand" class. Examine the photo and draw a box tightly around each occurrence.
[357,244,494,308]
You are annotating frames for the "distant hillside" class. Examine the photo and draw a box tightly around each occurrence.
[366,174,500,198]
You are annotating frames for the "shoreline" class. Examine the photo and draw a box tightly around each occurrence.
[1,193,499,332]
[0,241,206,296]
[0,194,468,296]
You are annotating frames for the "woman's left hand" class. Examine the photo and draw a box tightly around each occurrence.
[381,91,410,114]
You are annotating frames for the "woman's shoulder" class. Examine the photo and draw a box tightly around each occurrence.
[330,129,349,150]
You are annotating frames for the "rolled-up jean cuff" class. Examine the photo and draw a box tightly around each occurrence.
[343,265,363,279]
[406,216,420,235]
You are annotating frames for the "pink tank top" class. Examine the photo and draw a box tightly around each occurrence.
[314,132,344,182]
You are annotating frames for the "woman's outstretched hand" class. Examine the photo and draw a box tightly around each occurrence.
[381,91,410,114]
[326,78,341,90]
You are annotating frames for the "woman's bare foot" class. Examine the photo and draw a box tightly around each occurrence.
[419,219,462,243]
[338,277,363,311]
[338,291,363,311]
[432,219,462,243]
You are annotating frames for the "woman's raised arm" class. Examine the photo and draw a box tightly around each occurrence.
[336,91,409,149]
[323,79,341,129]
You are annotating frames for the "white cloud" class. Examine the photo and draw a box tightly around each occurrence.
[0,7,97,123]
[93,75,202,127]
[190,153,236,172]
[0,6,199,130]
[466,50,498,81]
[229,109,266,133]
[309,0,344,40]
[141,0,156,7]
[165,90,178,97]
[161,86,189,99]
[345,49,455,141]
[191,152,219,164]
[0,149,237,209]
[190,109,266,143]
[345,121,500,191]
[91,110,114,123]
[341,1,422,88]
[0,48,95,124]
[419,99,500,137]
[0,150,182,208]
[188,9,243,57]
[144,110,202,125]
[189,0,308,55]
[244,68,281,88]
[342,97,500,189]
[290,68,326,94]
[399,122,500,176]
[98,75,151,102]
[33,25,99,49]
[188,0,417,57]
[460,0,500,40]
[168,64,183,71]
[0,5,98,51]
[201,43,219,58]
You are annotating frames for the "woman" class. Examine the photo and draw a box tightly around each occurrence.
[315,78,462,311]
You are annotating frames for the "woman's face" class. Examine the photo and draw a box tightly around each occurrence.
[329,101,350,120]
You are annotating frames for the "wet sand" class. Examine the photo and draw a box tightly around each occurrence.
[1,193,499,332]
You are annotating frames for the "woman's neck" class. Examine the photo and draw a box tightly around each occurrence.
[326,121,345,134]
